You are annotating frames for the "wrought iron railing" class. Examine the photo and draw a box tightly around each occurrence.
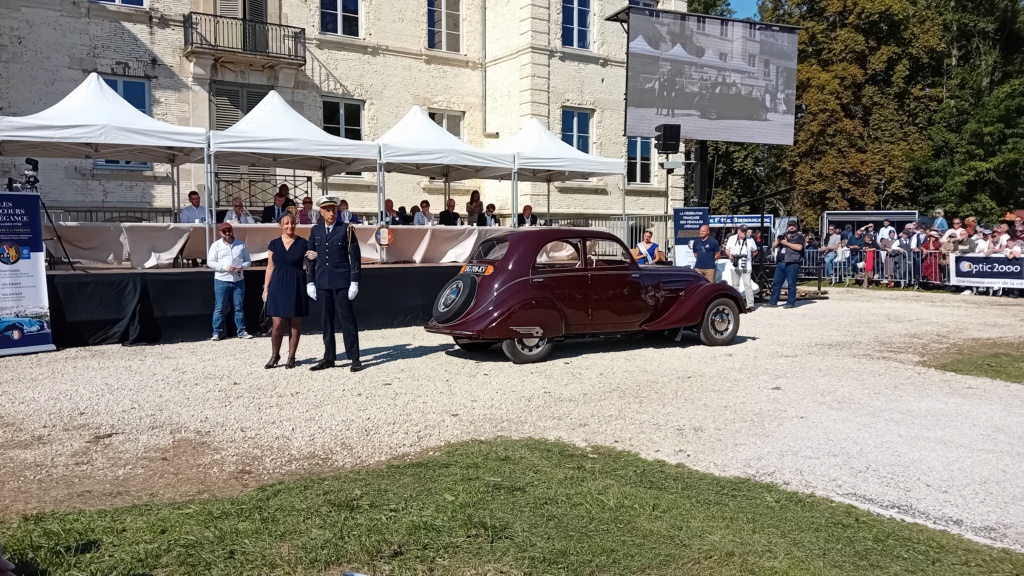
[45,208,176,223]
[214,173,314,215]
[184,12,306,64]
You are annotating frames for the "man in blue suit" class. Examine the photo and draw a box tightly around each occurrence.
[305,196,363,372]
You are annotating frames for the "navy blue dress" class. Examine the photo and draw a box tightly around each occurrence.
[267,236,309,318]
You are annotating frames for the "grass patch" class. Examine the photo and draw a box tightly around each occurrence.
[935,351,1024,384]
[1,439,1021,575]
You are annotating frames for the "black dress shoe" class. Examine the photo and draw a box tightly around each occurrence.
[310,359,335,371]
[349,361,364,373]
[264,355,280,369]
[285,356,296,369]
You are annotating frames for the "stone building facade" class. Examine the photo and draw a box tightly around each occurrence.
[0,0,688,223]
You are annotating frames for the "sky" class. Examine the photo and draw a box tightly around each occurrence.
[729,0,759,19]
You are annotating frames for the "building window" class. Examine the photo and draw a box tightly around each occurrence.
[323,99,364,141]
[561,108,591,153]
[763,58,772,78]
[748,54,757,68]
[695,16,707,32]
[562,0,591,50]
[719,52,730,63]
[211,83,272,178]
[94,0,145,6]
[628,0,657,7]
[427,0,461,53]
[748,22,757,39]
[429,109,464,139]
[720,20,730,38]
[321,0,359,37]
[627,137,653,185]
[96,77,150,169]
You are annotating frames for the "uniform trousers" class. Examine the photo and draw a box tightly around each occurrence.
[318,287,360,363]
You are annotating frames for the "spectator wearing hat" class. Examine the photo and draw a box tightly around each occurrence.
[768,219,805,308]
[922,230,943,283]
[305,196,363,372]
[207,222,253,340]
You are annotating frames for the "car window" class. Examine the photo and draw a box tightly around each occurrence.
[471,238,509,261]
[586,238,632,267]
[535,240,582,270]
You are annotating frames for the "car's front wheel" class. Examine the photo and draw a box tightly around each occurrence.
[699,298,739,346]
[501,337,554,364]
[704,107,719,120]
[454,338,495,353]
[756,106,768,120]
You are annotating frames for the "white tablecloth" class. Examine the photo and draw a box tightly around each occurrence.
[46,222,511,268]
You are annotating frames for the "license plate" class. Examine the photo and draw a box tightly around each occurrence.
[463,264,492,275]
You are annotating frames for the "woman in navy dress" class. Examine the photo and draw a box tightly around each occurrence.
[262,212,309,369]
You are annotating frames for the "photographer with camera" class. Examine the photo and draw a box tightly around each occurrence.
[768,219,805,308]
[724,224,758,310]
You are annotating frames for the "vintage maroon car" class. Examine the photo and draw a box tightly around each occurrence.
[425,229,746,363]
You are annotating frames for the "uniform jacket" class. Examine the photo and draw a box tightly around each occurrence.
[306,220,361,289]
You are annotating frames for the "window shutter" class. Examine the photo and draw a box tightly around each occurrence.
[245,0,267,21]
[217,0,242,18]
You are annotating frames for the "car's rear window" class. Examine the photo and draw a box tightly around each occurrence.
[471,238,509,261]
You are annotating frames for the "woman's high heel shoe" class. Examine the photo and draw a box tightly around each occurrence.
[265,354,280,369]
[285,356,296,369]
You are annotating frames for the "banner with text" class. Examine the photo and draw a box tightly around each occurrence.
[0,192,55,356]
[674,207,709,240]
[949,254,1024,288]
[709,214,775,229]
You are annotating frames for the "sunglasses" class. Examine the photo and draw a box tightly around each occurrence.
[303,201,312,205]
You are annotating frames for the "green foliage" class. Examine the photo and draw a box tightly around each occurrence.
[687,0,738,18]
[701,0,1024,225]
[2,439,1022,575]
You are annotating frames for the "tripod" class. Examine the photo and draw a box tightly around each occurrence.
[12,183,76,272]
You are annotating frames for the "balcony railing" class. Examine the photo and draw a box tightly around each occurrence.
[184,12,306,64]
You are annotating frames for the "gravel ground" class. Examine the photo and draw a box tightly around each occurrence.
[2,289,1023,549]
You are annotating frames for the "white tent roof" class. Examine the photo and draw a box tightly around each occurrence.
[0,73,206,164]
[377,107,514,181]
[210,91,379,175]
[497,118,624,182]
[629,35,662,57]
[664,43,700,64]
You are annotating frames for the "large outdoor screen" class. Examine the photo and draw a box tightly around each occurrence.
[626,8,799,145]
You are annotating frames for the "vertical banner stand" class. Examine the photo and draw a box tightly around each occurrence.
[0,191,57,356]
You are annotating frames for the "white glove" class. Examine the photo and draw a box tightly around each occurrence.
[348,282,359,300]
[306,282,317,301]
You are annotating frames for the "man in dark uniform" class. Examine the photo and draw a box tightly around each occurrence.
[305,195,363,372]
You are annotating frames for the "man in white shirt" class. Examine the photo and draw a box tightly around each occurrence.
[876,219,895,243]
[724,225,758,310]
[178,190,210,224]
[207,223,253,340]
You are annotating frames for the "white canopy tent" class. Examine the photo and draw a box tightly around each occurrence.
[497,118,625,221]
[664,43,700,65]
[210,90,379,176]
[0,72,210,248]
[628,35,662,58]
[376,106,515,220]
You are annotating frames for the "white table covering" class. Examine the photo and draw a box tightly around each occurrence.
[46,222,511,268]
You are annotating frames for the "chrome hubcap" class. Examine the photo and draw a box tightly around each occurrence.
[709,306,733,337]
[439,281,463,312]
[516,338,546,354]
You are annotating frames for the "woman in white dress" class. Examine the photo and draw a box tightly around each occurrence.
[223,196,255,224]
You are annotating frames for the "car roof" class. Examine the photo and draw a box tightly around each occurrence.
[484,227,624,251]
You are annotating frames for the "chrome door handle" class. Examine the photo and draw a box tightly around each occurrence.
[531,277,545,283]
[631,273,640,277]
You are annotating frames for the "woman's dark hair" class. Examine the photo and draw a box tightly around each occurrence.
[470,190,480,203]
[398,206,407,215]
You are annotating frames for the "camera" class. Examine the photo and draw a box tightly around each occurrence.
[5,158,40,192]
[731,254,749,272]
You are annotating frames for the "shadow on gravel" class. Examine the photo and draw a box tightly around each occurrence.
[444,334,759,363]
[359,343,454,368]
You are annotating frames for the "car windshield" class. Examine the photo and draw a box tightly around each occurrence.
[470,238,509,261]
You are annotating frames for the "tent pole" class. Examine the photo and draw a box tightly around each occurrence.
[546,179,551,223]
[203,145,211,250]
[511,165,518,229]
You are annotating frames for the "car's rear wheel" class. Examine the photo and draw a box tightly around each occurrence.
[705,108,719,120]
[756,107,768,120]
[699,298,739,346]
[454,338,495,353]
[501,337,554,364]
[8,328,23,341]
[433,273,478,324]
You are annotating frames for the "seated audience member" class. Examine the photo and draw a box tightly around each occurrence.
[398,206,412,225]
[476,203,500,227]
[952,228,977,255]
[517,205,539,227]
[337,199,361,224]
[631,229,662,264]
[224,196,256,224]
[298,196,318,225]
[261,186,295,224]
[413,200,433,225]
[179,190,210,223]
[409,205,421,225]
[380,198,402,226]
[438,198,462,226]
